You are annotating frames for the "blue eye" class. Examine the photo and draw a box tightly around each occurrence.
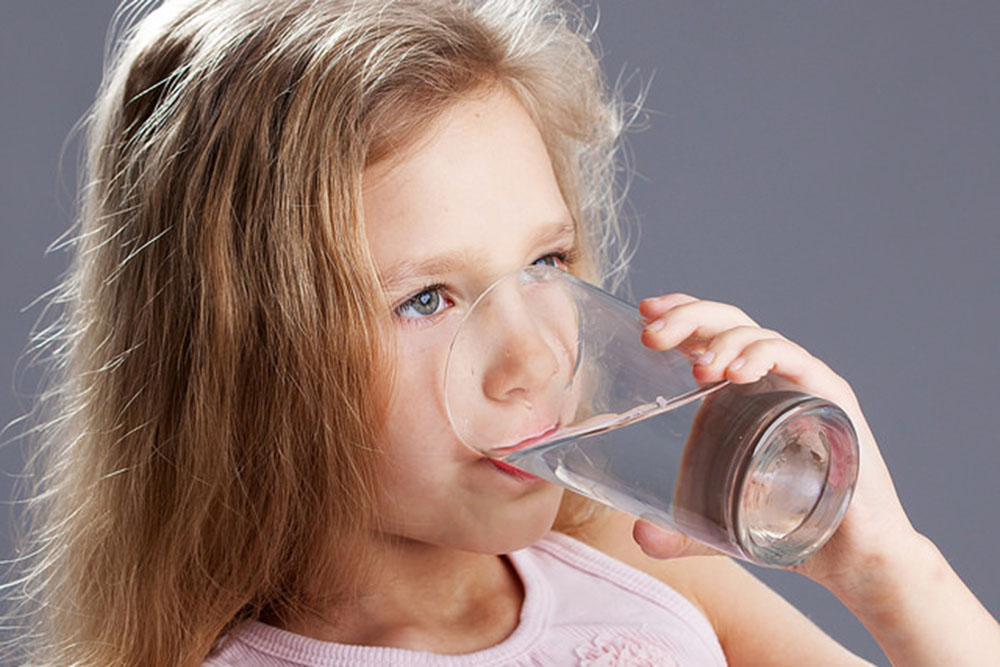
[396,287,448,320]
[532,253,566,268]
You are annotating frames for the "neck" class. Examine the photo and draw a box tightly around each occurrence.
[277,537,525,654]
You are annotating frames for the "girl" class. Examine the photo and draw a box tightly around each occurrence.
[11,0,998,664]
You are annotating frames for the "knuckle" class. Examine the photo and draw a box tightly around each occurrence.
[757,327,787,341]
[716,302,756,325]
[707,325,764,350]
[658,293,700,312]
[830,373,854,398]
[743,337,784,355]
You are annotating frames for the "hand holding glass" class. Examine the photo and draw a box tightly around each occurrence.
[444,266,858,567]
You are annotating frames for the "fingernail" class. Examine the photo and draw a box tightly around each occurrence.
[645,319,665,333]
[695,351,715,366]
[729,357,746,371]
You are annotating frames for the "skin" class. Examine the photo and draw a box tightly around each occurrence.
[630,295,1000,664]
[286,86,1000,662]
[284,87,571,652]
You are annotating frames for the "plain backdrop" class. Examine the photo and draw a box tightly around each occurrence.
[2,3,998,664]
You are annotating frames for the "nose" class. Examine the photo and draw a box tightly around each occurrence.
[478,290,562,405]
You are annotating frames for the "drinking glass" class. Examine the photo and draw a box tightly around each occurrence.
[444,266,859,567]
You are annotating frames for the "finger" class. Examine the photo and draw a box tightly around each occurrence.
[690,325,787,383]
[641,300,758,351]
[632,519,719,559]
[724,338,854,406]
[638,293,699,319]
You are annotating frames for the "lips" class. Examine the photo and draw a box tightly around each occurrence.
[489,422,560,458]
[486,458,541,482]
[481,422,559,482]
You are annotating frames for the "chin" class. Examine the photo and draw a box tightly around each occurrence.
[463,488,564,554]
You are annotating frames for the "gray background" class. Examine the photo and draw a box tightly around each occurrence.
[2,2,997,664]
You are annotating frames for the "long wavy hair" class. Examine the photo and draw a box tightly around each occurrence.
[10,0,629,664]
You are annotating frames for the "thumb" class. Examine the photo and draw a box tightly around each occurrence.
[632,519,719,559]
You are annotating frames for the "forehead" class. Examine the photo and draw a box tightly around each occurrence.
[361,88,573,290]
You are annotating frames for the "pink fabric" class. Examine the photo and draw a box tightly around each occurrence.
[203,532,727,666]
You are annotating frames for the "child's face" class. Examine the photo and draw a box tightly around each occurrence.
[362,87,574,554]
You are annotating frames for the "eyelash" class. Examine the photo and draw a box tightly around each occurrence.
[393,250,574,325]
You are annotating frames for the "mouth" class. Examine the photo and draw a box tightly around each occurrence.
[481,422,559,482]
[486,458,542,482]
[489,422,560,458]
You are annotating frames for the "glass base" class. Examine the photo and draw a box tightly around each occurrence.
[674,383,858,567]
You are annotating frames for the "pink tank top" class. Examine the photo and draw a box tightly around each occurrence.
[203,532,727,666]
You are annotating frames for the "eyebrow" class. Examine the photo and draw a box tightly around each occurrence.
[378,218,577,295]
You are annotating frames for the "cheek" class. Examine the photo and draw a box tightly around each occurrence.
[376,381,464,524]
[383,330,471,461]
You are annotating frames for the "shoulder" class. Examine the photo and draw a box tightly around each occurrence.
[517,527,729,665]
[526,528,724,635]
[557,509,728,621]
[560,510,871,666]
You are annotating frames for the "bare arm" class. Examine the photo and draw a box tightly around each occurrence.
[823,530,999,666]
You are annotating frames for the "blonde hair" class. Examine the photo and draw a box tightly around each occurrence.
[10,0,628,664]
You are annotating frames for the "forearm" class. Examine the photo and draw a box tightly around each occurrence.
[828,532,1000,666]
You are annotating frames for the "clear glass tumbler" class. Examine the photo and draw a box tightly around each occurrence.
[444,266,859,566]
